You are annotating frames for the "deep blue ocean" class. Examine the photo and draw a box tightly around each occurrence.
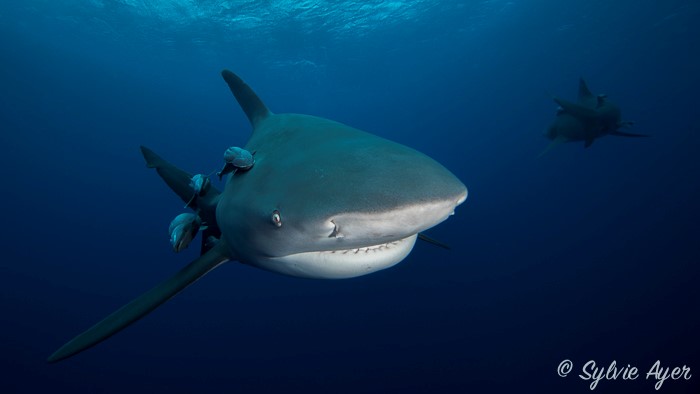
[1,1,699,393]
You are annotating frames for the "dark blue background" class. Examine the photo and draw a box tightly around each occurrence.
[1,1,698,393]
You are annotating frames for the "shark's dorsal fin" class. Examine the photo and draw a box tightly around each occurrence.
[47,241,231,363]
[553,97,598,119]
[221,69,272,130]
[578,78,594,103]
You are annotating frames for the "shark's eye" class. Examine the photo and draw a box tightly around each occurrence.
[271,210,282,227]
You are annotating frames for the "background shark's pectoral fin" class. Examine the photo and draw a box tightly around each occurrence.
[538,136,567,158]
[553,97,598,119]
[609,130,649,138]
[584,134,595,148]
[417,233,451,250]
[47,242,231,363]
[619,121,635,128]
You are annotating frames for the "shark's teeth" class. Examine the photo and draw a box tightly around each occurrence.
[268,234,418,279]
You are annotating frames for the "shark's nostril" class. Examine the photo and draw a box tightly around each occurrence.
[328,220,343,238]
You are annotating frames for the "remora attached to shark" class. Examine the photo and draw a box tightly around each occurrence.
[47,70,467,363]
[541,78,647,155]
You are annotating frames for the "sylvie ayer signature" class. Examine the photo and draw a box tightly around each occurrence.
[557,359,692,390]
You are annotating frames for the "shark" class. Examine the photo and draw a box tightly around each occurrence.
[47,69,467,363]
[541,78,647,155]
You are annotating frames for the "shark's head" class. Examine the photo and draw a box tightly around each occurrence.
[216,113,466,279]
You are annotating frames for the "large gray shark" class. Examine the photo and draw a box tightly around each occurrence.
[47,69,467,363]
[542,78,646,154]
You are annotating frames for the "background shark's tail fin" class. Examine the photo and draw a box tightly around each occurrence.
[47,241,231,363]
[221,69,272,130]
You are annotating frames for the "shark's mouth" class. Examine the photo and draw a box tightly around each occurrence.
[268,234,418,279]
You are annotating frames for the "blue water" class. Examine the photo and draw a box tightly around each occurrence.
[1,1,699,392]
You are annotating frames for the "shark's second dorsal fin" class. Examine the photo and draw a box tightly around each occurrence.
[578,78,594,103]
[221,69,272,130]
[47,241,231,363]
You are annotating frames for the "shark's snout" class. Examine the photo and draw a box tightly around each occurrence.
[329,186,467,245]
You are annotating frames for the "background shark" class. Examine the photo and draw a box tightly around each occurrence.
[542,78,647,154]
[46,69,467,363]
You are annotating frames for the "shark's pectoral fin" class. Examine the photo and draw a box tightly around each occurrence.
[417,233,451,250]
[584,135,595,148]
[47,242,231,363]
[141,146,221,228]
[141,146,192,195]
[553,97,598,119]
